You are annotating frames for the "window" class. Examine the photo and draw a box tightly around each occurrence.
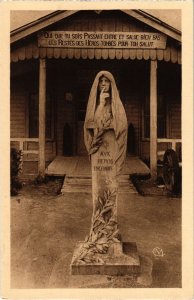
[29,94,53,138]
[144,95,166,138]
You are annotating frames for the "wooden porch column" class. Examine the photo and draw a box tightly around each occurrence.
[38,58,46,176]
[150,60,158,178]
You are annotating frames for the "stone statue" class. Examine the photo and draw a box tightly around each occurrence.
[71,71,128,268]
[84,70,128,174]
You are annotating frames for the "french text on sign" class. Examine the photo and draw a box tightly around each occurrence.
[38,31,167,49]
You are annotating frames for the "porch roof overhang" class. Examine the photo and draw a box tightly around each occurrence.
[11,45,181,63]
[10,9,181,64]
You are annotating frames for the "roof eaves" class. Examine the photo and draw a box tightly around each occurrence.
[11,10,63,36]
[11,10,78,44]
[137,10,181,35]
[123,9,181,42]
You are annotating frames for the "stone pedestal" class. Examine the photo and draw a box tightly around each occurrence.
[71,241,140,276]
[70,127,141,276]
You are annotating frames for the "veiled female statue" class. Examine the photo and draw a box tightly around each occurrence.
[84,70,128,175]
[72,71,128,266]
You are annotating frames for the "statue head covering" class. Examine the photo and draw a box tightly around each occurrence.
[84,70,128,173]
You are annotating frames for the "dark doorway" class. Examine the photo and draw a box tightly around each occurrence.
[63,123,73,156]
[127,123,136,155]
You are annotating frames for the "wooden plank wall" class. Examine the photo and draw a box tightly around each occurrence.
[141,98,181,160]
[10,92,26,138]
[169,102,181,139]
[11,11,181,64]
[11,71,55,161]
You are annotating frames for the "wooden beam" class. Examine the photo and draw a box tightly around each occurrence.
[150,60,158,178]
[38,58,46,176]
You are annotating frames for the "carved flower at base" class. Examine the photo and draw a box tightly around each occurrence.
[73,188,120,265]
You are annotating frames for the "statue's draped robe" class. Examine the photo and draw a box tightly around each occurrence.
[84,71,128,175]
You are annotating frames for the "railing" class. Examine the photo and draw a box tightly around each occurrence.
[157,138,181,156]
[10,138,56,161]
[10,138,39,153]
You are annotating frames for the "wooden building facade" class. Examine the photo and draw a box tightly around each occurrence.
[10,10,181,178]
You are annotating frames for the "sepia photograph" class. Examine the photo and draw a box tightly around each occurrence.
[1,2,192,298]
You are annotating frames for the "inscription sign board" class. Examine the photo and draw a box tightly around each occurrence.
[38,31,167,49]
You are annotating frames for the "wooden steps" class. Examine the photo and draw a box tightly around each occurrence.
[61,174,137,194]
[46,155,150,177]
[118,175,138,194]
[61,176,92,193]
[46,155,149,194]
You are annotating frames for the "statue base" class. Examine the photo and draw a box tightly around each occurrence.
[71,242,140,276]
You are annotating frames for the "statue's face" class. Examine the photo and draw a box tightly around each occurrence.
[98,76,111,92]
